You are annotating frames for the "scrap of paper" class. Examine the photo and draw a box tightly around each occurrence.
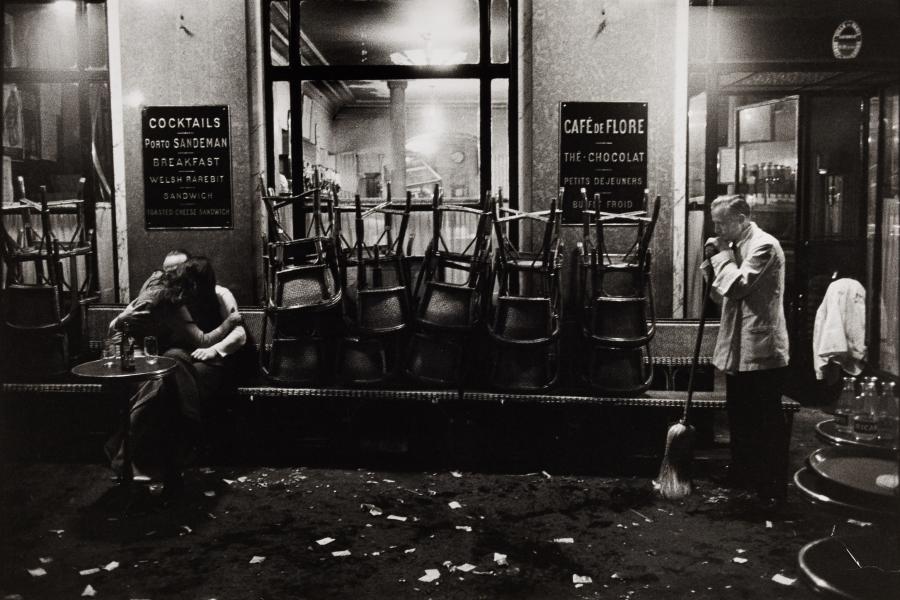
[772,574,796,586]
[572,574,593,584]
[418,569,440,583]
[249,556,266,564]
[316,537,335,546]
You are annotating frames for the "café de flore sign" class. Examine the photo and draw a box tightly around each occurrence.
[142,105,233,229]
[558,102,648,224]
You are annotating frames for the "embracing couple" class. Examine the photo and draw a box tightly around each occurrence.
[106,250,247,494]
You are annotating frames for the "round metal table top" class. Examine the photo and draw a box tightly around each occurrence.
[71,356,177,381]
[815,419,899,455]
[793,467,895,520]
[798,534,900,600]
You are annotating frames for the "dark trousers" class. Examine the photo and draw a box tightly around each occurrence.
[106,348,231,478]
[725,367,789,499]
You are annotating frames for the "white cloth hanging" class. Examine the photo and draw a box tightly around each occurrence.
[812,278,866,380]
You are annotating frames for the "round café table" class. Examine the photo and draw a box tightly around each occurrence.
[71,356,177,489]
[814,419,898,457]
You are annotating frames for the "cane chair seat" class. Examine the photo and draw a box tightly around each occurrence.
[404,331,464,387]
[586,344,655,395]
[336,336,390,386]
[417,281,480,331]
[587,295,654,347]
[265,336,325,384]
[490,296,556,343]
[490,343,560,391]
[356,286,408,334]
[274,263,340,310]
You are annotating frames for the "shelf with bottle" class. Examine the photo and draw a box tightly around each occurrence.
[738,162,796,204]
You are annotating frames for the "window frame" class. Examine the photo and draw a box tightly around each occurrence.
[262,0,518,231]
[2,0,112,299]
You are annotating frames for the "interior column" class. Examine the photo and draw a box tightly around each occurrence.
[388,80,408,195]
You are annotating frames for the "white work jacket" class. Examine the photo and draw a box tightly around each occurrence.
[703,222,790,373]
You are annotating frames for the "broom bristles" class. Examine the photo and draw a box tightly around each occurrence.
[655,420,695,500]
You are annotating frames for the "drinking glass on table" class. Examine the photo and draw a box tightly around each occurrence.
[144,336,158,365]
[102,339,118,367]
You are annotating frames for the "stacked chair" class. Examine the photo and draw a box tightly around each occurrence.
[487,189,564,391]
[259,175,343,383]
[578,190,661,395]
[334,187,413,385]
[1,178,97,378]
[405,186,493,387]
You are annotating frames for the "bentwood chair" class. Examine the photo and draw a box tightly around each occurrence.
[334,188,413,385]
[1,240,81,378]
[259,176,343,384]
[486,189,564,391]
[578,191,661,395]
[405,185,492,387]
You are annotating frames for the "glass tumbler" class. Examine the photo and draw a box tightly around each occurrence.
[144,336,159,365]
[103,339,118,367]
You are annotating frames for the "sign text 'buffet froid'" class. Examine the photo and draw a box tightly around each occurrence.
[558,102,648,224]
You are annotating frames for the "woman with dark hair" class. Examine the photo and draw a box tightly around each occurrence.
[107,256,246,494]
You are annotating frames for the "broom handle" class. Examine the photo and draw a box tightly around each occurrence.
[681,275,712,424]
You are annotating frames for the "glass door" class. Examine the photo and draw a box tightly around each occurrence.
[736,96,799,293]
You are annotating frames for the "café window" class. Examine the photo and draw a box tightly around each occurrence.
[2,1,114,300]
[264,0,515,244]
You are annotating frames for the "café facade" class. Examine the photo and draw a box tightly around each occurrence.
[2,2,900,597]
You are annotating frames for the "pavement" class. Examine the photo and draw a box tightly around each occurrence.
[0,401,887,599]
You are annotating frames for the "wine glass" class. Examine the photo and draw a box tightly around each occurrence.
[144,336,158,365]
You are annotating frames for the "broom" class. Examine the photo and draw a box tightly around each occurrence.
[656,275,712,500]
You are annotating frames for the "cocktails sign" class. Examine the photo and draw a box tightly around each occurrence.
[142,105,232,229]
[558,102,648,224]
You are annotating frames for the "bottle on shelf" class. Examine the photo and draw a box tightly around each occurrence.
[120,321,135,372]
[851,381,879,442]
[833,375,856,435]
[876,380,897,443]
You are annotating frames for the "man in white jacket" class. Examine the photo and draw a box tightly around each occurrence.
[703,195,790,509]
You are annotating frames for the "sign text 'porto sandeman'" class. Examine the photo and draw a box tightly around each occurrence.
[142,105,232,229]
[558,102,648,224]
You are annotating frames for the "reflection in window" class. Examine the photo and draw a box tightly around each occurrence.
[491,79,509,197]
[3,2,78,70]
[5,83,83,195]
[880,91,899,373]
[265,0,514,257]
[491,0,510,63]
[318,79,482,203]
[299,0,479,66]
[269,1,289,66]
[86,2,109,69]
[2,2,113,300]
